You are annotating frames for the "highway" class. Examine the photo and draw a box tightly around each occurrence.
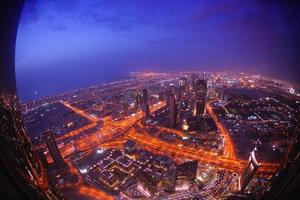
[126,128,278,175]
[56,99,278,176]
[206,100,236,159]
[43,98,279,199]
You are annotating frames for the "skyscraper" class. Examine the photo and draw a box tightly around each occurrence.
[142,88,148,104]
[193,98,205,116]
[191,74,198,88]
[160,82,164,101]
[179,76,187,88]
[143,103,150,119]
[178,77,187,101]
[141,89,150,119]
[169,94,177,127]
[122,102,129,117]
[240,150,260,191]
[43,131,62,163]
[193,79,207,115]
[135,91,142,110]
[0,1,63,199]
[220,85,228,102]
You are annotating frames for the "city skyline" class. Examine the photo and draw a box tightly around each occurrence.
[15,0,300,101]
[19,71,299,199]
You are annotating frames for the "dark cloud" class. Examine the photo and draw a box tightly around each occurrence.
[17,0,300,85]
[20,0,40,24]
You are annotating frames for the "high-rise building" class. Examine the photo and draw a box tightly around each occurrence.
[193,98,205,116]
[169,94,177,127]
[179,76,187,88]
[43,131,62,163]
[122,102,129,117]
[180,99,188,111]
[135,91,142,110]
[169,83,176,96]
[0,2,63,199]
[36,148,49,168]
[142,89,148,104]
[124,140,136,155]
[143,103,150,119]
[165,88,172,103]
[220,85,228,102]
[178,77,187,101]
[160,82,164,101]
[191,74,198,88]
[240,150,260,191]
[193,79,207,115]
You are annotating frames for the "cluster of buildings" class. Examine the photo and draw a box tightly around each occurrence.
[23,102,90,146]
[212,89,299,162]
[18,71,300,199]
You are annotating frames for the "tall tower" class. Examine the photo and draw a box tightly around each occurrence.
[143,103,150,119]
[179,77,187,89]
[220,85,228,102]
[169,94,177,127]
[178,77,187,101]
[240,150,260,191]
[43,131,62,163]
[142,89,148,104]
[193,79,207,115]
[191,74,198,88]
[135,91,142,110]
[160,82,164,101]
[122,102,129,117]
[193,98,205,116]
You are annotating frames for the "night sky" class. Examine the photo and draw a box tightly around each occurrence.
[16,0,300,101]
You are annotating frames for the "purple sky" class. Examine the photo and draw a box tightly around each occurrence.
[15,0,300,100]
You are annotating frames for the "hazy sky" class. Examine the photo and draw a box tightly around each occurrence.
[16,0,300,100]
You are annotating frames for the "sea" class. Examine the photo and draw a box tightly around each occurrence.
[16,68,130,102]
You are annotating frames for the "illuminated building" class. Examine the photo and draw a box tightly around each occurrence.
[178,77,187,101]
[170,83,176,96]
[169,94,177,127]
[165,88,172,103]
[43,131,62,163]
[143,103,150,119]
[176,160,198,180]
[161,165,176,192]
[175,161,198,191]
[160,82,165,101]
[124,140,136,155]
[180,99,188,111]
[137,169,160,197]
[193,98,205,116]
[220,85,228,102]
[193,79,207,116]
[122,102,129,117]
[182,119,189,131]
[135,91,142,110]
[240,150,260,191]
[191,73,198,88]
[36,148,49,168]
[179,76,187,91]
[142,89,148,104]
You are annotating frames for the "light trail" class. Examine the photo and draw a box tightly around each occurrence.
[126,128,278,175]
[78,186,114,200]
[206,100,236,159]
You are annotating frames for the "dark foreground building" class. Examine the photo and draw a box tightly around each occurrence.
[0,1,63,199]
[43,131,63,164]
